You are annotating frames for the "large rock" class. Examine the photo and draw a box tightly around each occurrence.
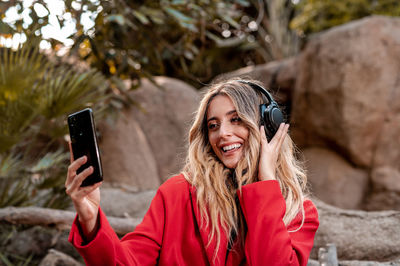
[4,226,54,258]
[99,77,199,190]
[339,260,400,266]
[302,147,368,209]
[292,16,400,168]
[311,198,400,261]
[291,16,400,210]
[100,187,156,218]
[99,114,160,191]
[128,77,200,182]
[39,249,83,266]
[308,259,400,266]
[216,57,297,105]
[365,166,400,210]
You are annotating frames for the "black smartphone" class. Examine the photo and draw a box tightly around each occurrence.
[67,108,103,187]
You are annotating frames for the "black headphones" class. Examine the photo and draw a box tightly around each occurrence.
[238,80,285,141]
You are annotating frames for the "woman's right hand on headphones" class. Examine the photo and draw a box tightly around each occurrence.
[65,142,102,241]
[258,123,289,181]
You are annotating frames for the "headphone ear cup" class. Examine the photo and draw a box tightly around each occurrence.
[260,104,272,140]
[262,103,284,141]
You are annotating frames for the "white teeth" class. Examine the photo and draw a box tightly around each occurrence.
[222,143,241,152]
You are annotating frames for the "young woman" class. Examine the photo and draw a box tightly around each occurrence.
[66,78,319,265]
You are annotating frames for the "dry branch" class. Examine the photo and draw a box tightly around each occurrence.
[0,206,142,235]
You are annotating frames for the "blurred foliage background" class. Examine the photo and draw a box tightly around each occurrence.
[0,0,399,210]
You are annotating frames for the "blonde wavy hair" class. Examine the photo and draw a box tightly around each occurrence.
[182,78,308,259]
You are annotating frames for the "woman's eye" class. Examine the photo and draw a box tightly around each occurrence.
[208,123,218,130]
[231,117,241,123]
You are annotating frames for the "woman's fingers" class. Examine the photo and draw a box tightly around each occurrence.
[260,125,268,143]
[277,124,289,149]
[260,123,288,151]
[66,166,93,196]
[69,141,74,163]
[263,123,285,146]
[74,166,94,188]
[66,156,87,182]
[75,181,102,200]
[258,123,288,181]
[273,123,286,145]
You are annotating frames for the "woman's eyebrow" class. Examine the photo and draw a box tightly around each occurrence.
[207,110,237,123]
[226,110,237,116]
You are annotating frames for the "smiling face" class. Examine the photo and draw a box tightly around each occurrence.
[207,94,249,169]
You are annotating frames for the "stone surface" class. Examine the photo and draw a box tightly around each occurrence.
[311,198,400,261]
[5,226,55,258]
[367,114,400,210]
[100,187,156,218]
[302,147,368,209]
[307,259,320,266]
[99,76,199,190]
[99,109,160,191]
[0,223,81,263]
[39,249,83,266]
[291,16,400,210]
[128,77,200,182]
[291,16,400,169]
[308,253,400,265]
[216,57,297,106]
[340,260,400,266]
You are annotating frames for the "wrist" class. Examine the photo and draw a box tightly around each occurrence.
[78,211,99,242]
[78,211,100,242]
[258,172,276,181]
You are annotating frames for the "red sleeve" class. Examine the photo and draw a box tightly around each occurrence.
[238,180,319,266]
[68,189,166,266]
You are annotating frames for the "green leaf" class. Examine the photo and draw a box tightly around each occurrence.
[0,253,13,266]
[179,21,198,32]
[234,0,251,7]
[171,0,187,5]
[30,150,68,173]
[0,40,107,209]
[141,7,165,24]
[164,7,194,23]
[104,14,125,25]
[133,10,150,24]
[220,13,240,29]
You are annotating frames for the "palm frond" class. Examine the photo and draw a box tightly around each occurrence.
[0,41,108,208]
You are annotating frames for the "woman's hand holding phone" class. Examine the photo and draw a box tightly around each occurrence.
[65,142,102,242]
[258,123,289,181]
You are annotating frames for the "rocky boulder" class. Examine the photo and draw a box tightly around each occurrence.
[292,15,400,167]
[99,77,199,190]
[100,187,156,218]
[302,147,368,209]
[311,198,400,261]
[39,249,83,266]
[216,57,297,108]
[291,16,400,210]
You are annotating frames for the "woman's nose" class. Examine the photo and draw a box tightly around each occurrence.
[219,121,233,137]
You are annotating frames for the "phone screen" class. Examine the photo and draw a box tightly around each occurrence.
[68,108,103,187]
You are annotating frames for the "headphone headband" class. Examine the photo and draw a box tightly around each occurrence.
[237,80,275,104]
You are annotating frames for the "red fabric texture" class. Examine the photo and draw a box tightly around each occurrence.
[69,174,319,265]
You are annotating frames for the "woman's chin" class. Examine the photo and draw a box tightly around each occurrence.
[222,159,239,169]
[218,149,245,169]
